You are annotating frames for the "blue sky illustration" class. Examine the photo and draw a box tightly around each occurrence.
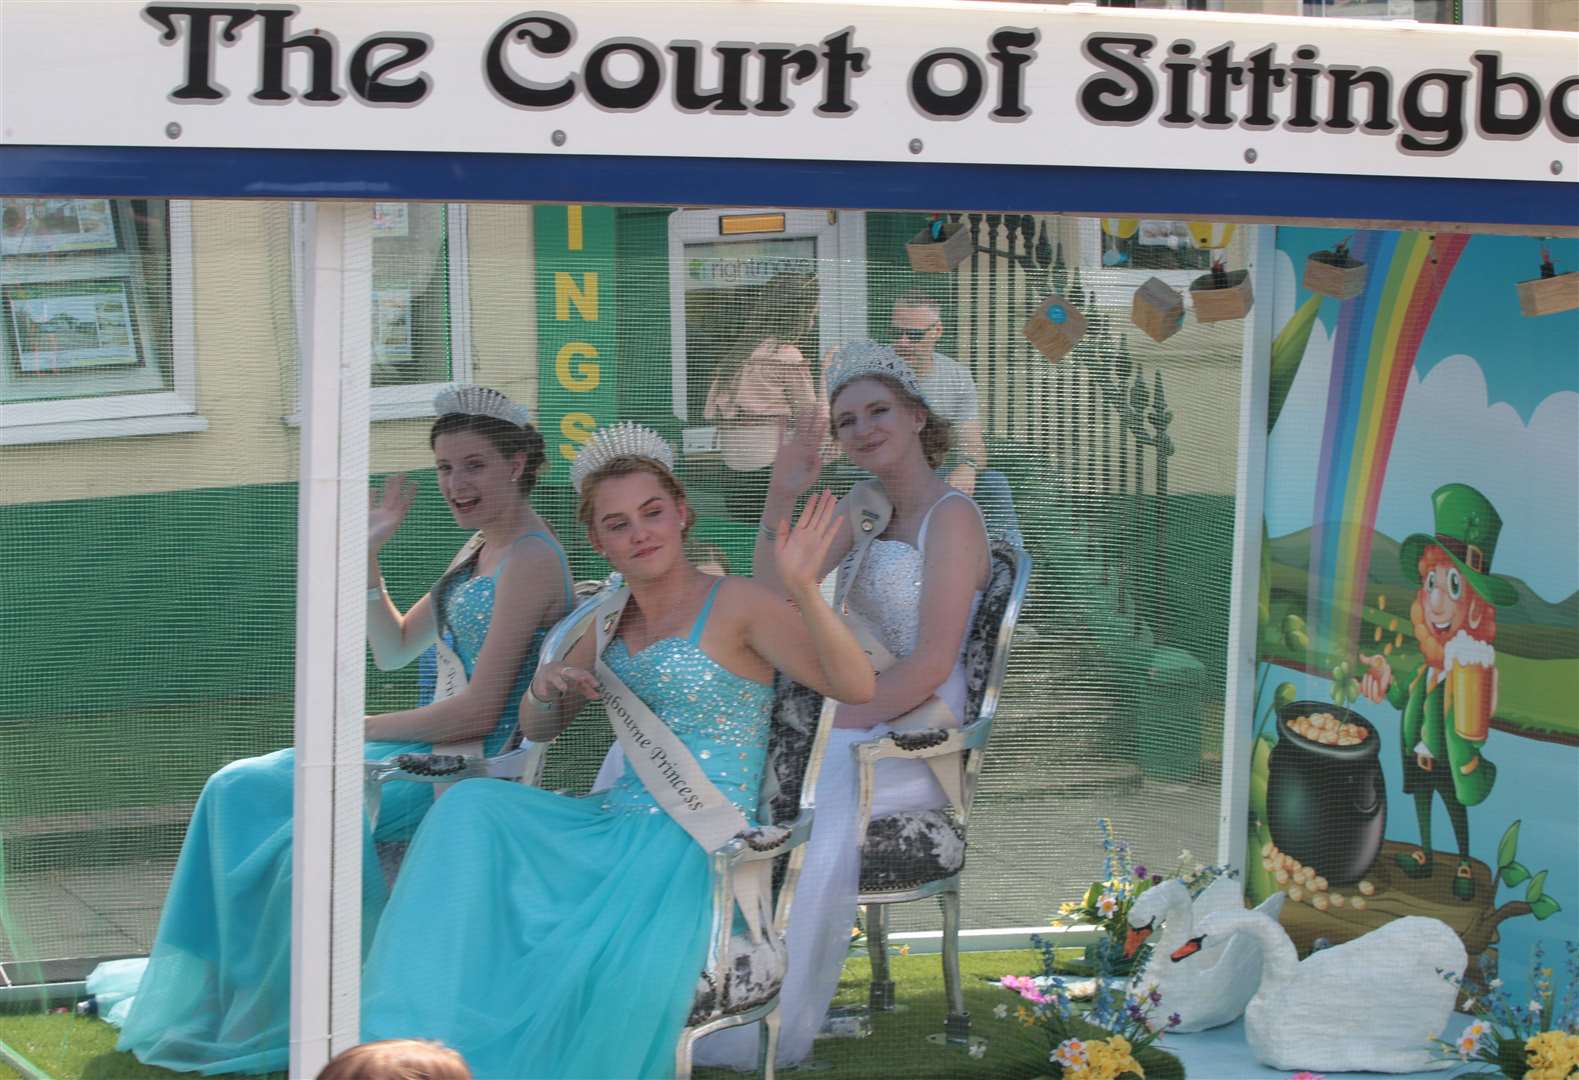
[1267,230,1579,603]
[1276,229,1579,423]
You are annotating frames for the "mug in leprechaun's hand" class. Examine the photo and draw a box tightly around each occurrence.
[1443,632,1495,743]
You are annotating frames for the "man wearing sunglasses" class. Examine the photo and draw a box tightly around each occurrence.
[890,292,1022,545]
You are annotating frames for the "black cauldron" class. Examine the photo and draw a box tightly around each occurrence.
[1265,701,1387,886]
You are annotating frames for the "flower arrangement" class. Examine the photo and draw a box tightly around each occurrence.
[996,969,1180,1079]
[1050,819,1230,977]
[1430,942,1579,1078]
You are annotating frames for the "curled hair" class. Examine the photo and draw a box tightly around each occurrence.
[830,373,954,470]
[575,455,696,543]
[316,1039,471,1080]
[427,411,547,633]
[429,412,546,496]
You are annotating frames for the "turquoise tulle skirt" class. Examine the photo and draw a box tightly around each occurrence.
[361,778,715,1080]
[87,741,432,1076]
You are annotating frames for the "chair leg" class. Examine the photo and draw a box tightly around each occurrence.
[940,888,970,1044]
[759,1005,782,1080]
[866,904,896,1012]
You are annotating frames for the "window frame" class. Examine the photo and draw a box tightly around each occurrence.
[1076,216,1225,309]
[665,206,867,435]
[287,202,473,425]
[0,200,202,446]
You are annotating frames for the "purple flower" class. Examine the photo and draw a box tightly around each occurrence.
[1168,1013,1183,1027]
[1134,865,1148,878]
[1149,988,1163,1005]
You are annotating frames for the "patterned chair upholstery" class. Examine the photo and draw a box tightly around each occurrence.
[851,540,1031,1045]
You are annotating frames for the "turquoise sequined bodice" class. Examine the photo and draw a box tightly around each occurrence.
[599,639,773,823]
[439,553,560,758]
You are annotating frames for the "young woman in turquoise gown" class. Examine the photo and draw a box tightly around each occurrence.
[88,386,572,1075]
[359,422,875,1080]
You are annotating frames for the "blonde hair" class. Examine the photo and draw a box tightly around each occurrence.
[317,1040,471,1080]
[575,455,696,541]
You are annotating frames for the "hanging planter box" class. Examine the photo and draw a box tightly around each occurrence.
[1023,294,1087,362]
[1304,249,1368,300]
[1131,276,1185,343]
[1516,270,1579,317]
[905,222,974,273]
[1191,268,1255,323]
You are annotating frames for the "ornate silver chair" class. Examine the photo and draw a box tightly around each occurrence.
[674,677,837,1080]
[363,579,839,1080]
[849,539,1031,1046]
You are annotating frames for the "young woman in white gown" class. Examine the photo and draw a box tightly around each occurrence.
[695,339,991,1068]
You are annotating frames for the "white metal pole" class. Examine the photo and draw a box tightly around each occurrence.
[291,201,372,1078]
[1216,224,1275,871]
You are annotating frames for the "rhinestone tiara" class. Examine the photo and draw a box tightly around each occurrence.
[822,339,926,405]
[569,421,676,493]
[432,384,533,428]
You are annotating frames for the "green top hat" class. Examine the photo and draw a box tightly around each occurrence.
[1399,483,1518,608]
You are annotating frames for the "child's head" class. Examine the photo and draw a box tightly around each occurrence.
[317,1039,472,1080]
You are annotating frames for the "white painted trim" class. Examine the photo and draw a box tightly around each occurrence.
[290,201,370,1078]
[285,202,471,427]
[0,411,208,445]
[446,203,475,384]
[0,200,202,443]
[1215,223,1275,872]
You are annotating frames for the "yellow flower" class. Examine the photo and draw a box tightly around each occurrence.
[1524,1031,1579,1076]
[1015,1005,1030,1025]
[1075,1036,1144,1080]
[897,944,911,957]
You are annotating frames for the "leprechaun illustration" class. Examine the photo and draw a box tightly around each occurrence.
[1361,483,1517,901]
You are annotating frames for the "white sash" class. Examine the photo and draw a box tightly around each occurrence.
[591,586,775,942]
[834,482,967,813]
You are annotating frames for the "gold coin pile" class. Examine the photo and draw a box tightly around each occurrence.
[1288,712,1368,746]
[1261,841,1372,911]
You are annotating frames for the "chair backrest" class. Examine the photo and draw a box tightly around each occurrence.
[956,540,1033,821]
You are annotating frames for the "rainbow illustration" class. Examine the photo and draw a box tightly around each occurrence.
[1305,230,1470,657]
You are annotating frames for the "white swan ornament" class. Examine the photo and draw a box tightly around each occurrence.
[1172,910,1466,1073]
[1122,877,1286,1032]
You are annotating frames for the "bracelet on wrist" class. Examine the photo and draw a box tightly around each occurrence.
[367,583,387,601]
[759,522,779,542]
[525,683,557,710]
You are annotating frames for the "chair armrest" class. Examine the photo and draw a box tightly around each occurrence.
[850,717,991,764]
[364,745,544,787]
[709,814,812,866]
[848,718,991,851]
[697,812,816,996]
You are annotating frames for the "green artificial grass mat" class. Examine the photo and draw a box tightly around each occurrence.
[0,949,1183,1079]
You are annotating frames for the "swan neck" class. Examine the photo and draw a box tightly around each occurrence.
[1240,916,1299,987]
[1151,888,1193,955]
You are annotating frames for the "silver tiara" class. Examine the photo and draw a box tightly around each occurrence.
[823,340,925,404]
[569,422,676,493]
[432,384,533,428]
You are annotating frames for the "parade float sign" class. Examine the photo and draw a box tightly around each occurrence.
[1245,230,1579,993]
[1,1,1575,186]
